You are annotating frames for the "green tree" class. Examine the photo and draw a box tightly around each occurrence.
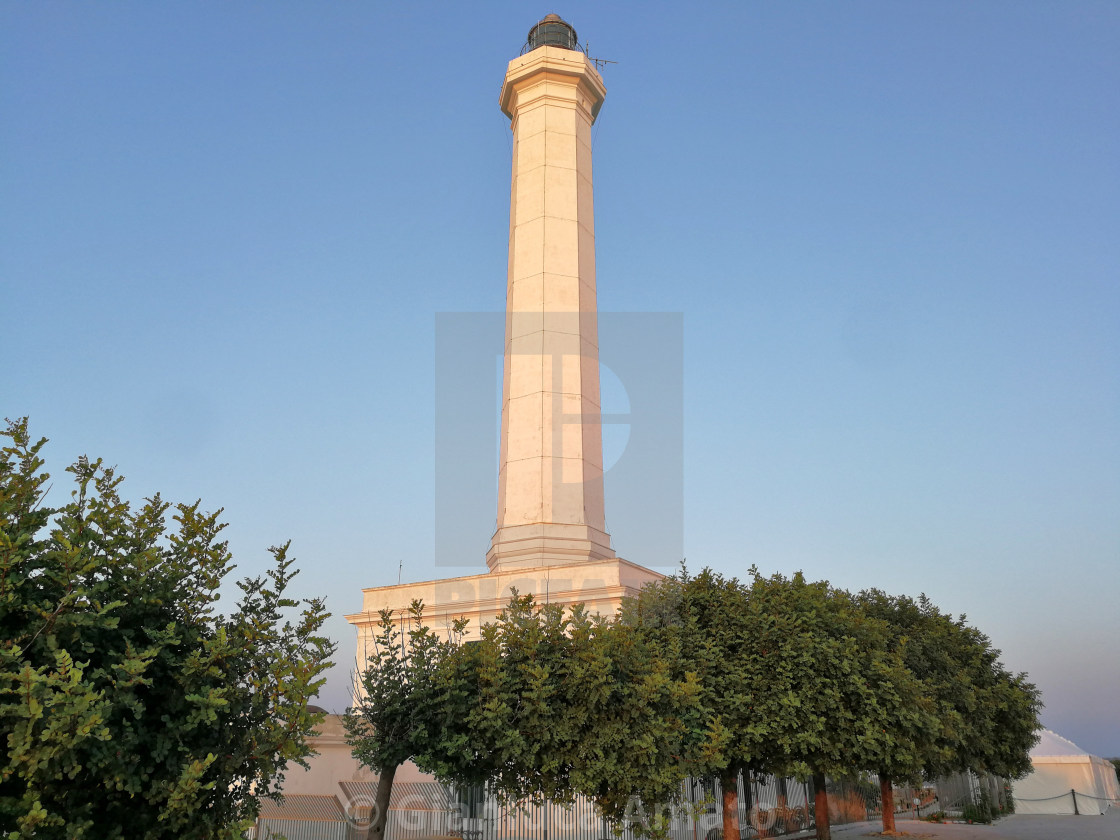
[345,602,478,840]
[346,592,715,840]
[622,568,765,840]
[470,593,715,833]
[740,573,934,840]
[625,569,937,840]
[0,419,335,839]
[856,590,1042,832]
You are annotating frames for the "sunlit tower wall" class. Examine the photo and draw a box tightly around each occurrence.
[487,15,615,573]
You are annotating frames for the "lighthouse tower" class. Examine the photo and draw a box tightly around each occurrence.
[488,14,614,573]
[347,16,660,646]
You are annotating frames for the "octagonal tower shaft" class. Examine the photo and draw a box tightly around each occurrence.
[487,47,615,573]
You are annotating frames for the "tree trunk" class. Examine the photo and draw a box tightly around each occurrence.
[721,771,740,840]
[812,771,831,840]
[366,763,398,840]
[879,776,895,834]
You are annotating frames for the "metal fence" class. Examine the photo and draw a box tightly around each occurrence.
[252,769,1012,840]
[251,820,355,840]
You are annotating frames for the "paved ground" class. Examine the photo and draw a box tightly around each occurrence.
[829,808,1119,840]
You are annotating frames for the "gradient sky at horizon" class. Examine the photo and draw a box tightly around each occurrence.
[3,2,1118,756]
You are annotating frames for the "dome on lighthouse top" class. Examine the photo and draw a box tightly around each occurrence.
[526,13,579,52]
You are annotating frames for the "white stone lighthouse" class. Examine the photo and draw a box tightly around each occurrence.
[347,15,661,647]
[489,14,614,573]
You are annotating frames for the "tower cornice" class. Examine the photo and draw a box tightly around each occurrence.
[500,46,606,123]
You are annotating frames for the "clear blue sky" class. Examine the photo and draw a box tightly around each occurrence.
[3,2,1117,756]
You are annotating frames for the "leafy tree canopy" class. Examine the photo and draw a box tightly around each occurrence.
[856,589,1042,781]
[737,571,934,783]
[0,419,335,839]
[473,593,716,825]
[347,568,1041,840]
